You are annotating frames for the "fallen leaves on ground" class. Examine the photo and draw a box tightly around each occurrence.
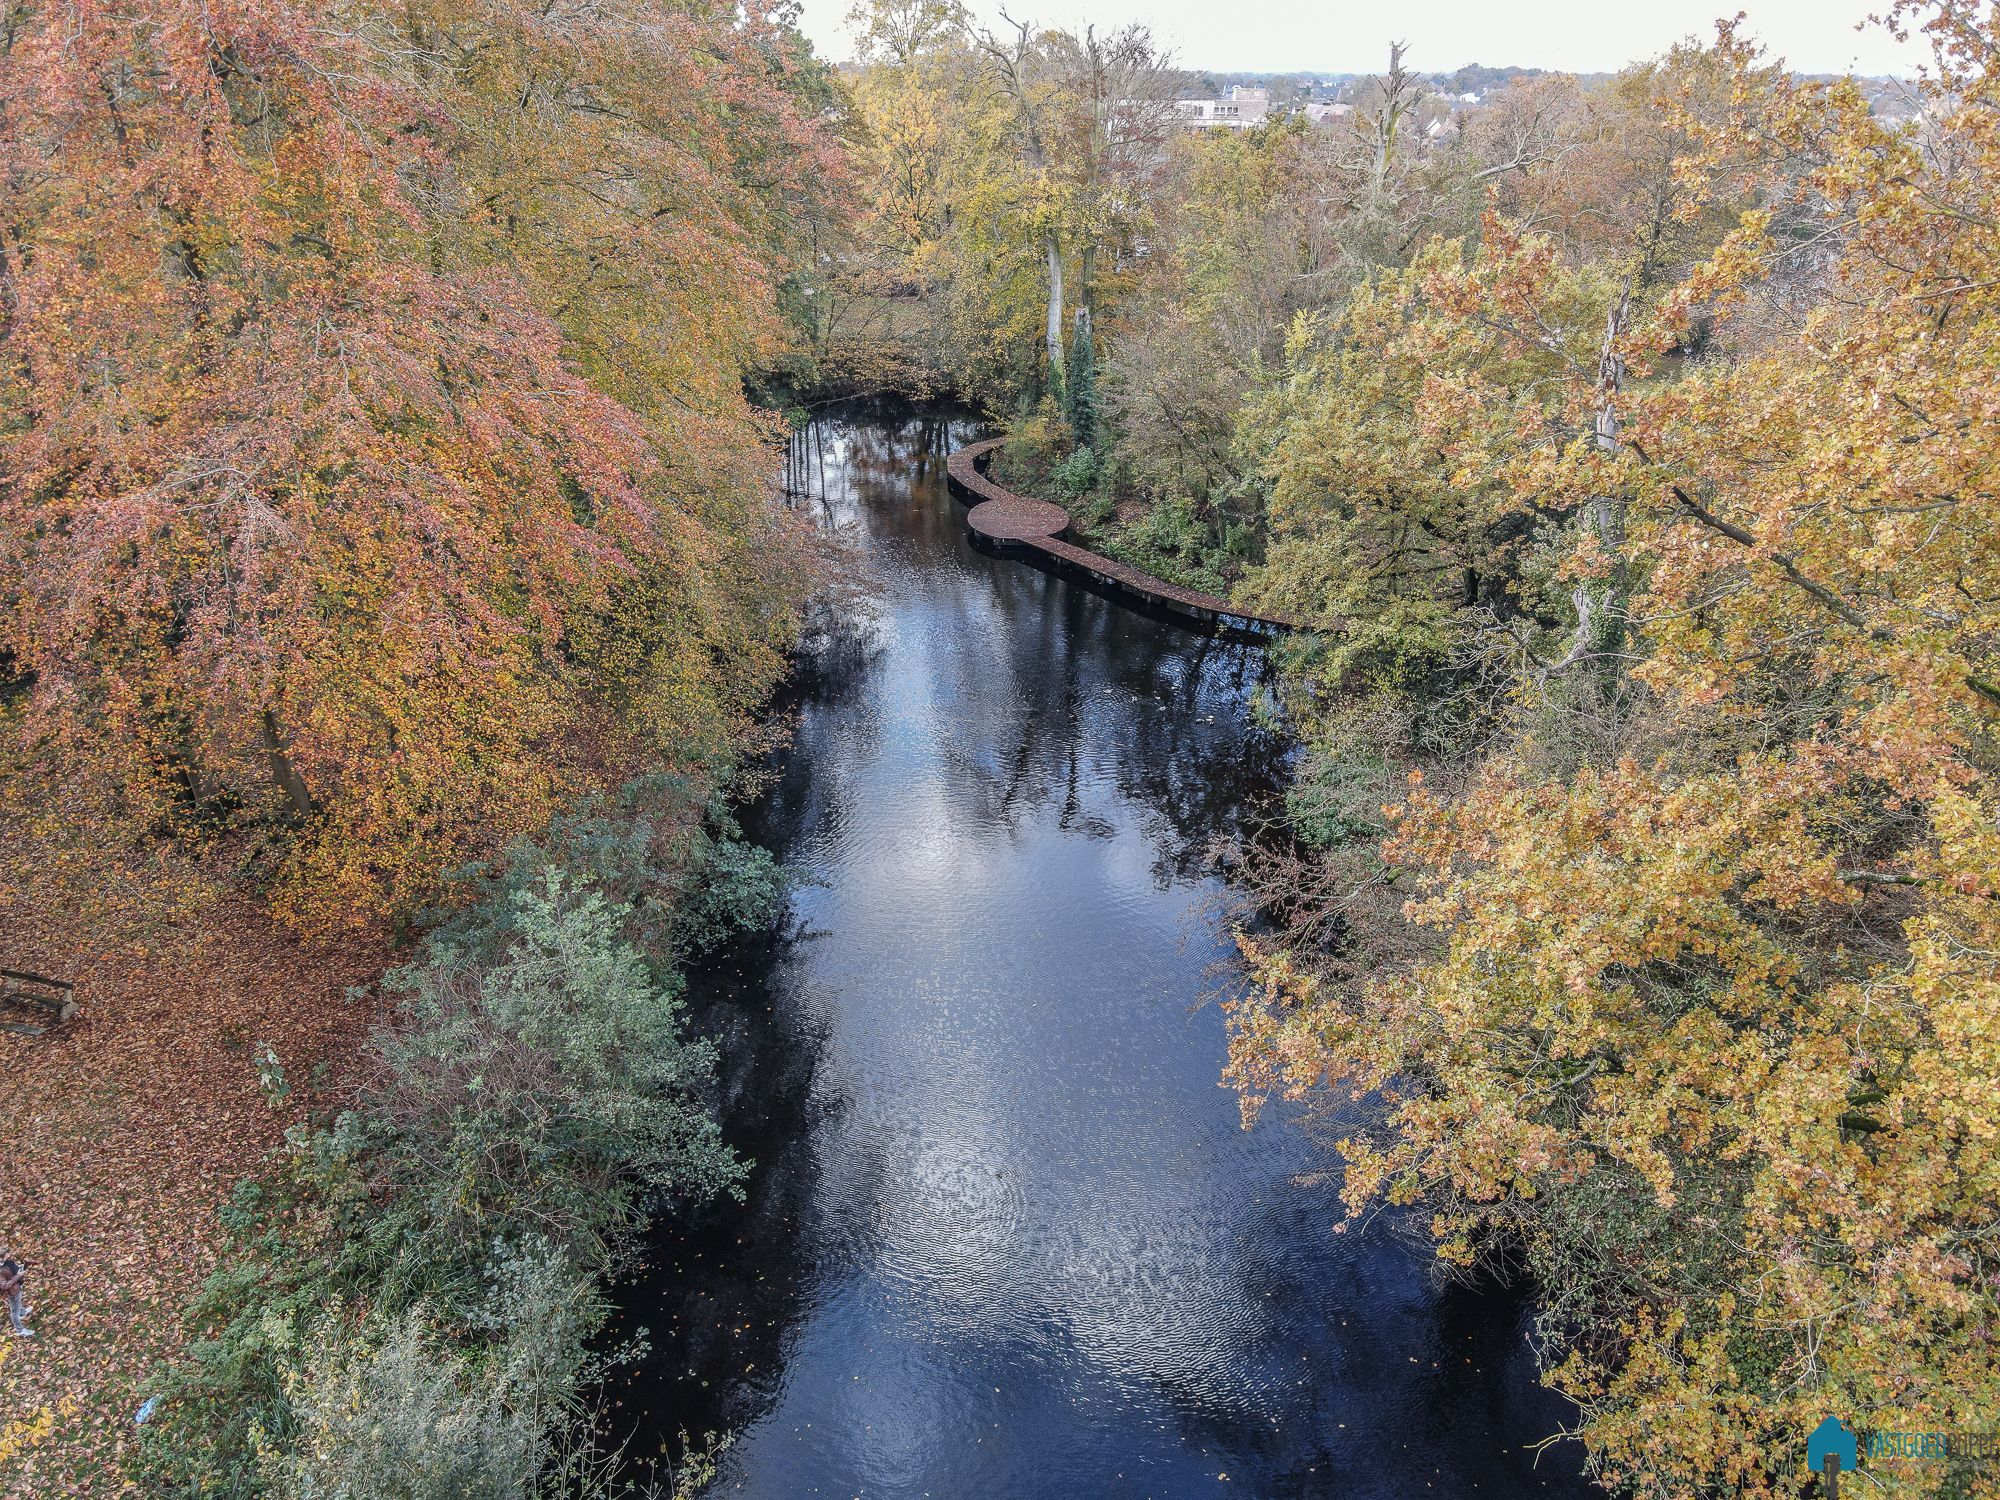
[0,795,390,1497]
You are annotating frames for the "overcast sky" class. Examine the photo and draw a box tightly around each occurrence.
[797,0,1925,77]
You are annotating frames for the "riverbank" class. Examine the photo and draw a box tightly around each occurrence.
[122,774,794,1497]
[0,706,789,1500]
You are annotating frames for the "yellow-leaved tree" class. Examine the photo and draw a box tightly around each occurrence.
[1228,6,2000,1494]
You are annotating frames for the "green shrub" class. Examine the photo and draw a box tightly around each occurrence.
[271,1309,535,1500]
[672,836,789,956]
[372,872,743,1278]
[431,775,790,968]
[1285,746,1392,851]
[1062,329,1099,446]
[146,856,764,1497]
[995,399,1074,489]
[1049,445,1099,502]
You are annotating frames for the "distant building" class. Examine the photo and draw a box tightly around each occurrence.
[1303,101,1352,125]
[1174,85,1270,131]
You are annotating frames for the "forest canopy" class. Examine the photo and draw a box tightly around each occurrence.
[6,0,1999,1490]
[0,0,842,928]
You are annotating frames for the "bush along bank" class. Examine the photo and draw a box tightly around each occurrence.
[140,779,791,1499]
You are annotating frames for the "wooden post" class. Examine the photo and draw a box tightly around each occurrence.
[1823,1451,1840,1499]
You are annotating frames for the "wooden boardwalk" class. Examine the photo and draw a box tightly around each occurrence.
[944,438,1306,635]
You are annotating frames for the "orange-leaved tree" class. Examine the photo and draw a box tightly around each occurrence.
[0,0,835,928]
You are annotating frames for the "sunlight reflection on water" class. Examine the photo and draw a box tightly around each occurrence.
[612,406,1591,1500]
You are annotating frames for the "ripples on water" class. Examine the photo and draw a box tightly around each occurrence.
[611,408,1591,1499]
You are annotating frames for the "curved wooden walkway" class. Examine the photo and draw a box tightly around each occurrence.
[945,438,1305,635]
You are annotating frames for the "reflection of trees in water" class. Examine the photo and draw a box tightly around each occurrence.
[606,589,891,1464]
[1114,646,1292,884]
[950,561,1292,882]
[787,400,972,514]
[790,596,886,715]
[614,405,1293,1463]
[831,405,1291,880]
[830,402,962,482]
[604,926,836,1465]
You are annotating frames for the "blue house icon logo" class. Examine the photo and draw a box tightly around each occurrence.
[1808,1416,1858,1474]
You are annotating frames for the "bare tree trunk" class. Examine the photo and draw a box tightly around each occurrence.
[1556,291,1632,681]
[1364,42,1420,208]
[1044,232,1065,390]
[1589,291,1631,637]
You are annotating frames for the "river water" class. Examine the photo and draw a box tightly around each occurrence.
[615,408,1591,1499]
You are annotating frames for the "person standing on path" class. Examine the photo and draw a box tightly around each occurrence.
[0,1250,32,1336]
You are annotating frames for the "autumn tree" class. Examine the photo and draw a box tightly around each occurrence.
[1228,7,2000,1494]
[1235,239,1610,703]
[0,0,836,928]
[1103,120,1328,504]
[1095,44,1490,579]
[837,0,1024,396]
[969,15,1180,400]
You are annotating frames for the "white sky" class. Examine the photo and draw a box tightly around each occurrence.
[799,0,1926,77]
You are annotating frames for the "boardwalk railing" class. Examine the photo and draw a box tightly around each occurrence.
[944,438,1306,635]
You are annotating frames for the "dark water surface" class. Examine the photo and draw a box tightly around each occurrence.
[616,408,1590,1499]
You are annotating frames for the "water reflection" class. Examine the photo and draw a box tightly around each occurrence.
[613,406,1589,1498]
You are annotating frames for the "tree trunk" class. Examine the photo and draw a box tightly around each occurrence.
[260,710,314,819]
[1044,233,1065,392]
[1587,291,1632,649]
[1555,290,1632,683]
[1078,241,1096,341]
